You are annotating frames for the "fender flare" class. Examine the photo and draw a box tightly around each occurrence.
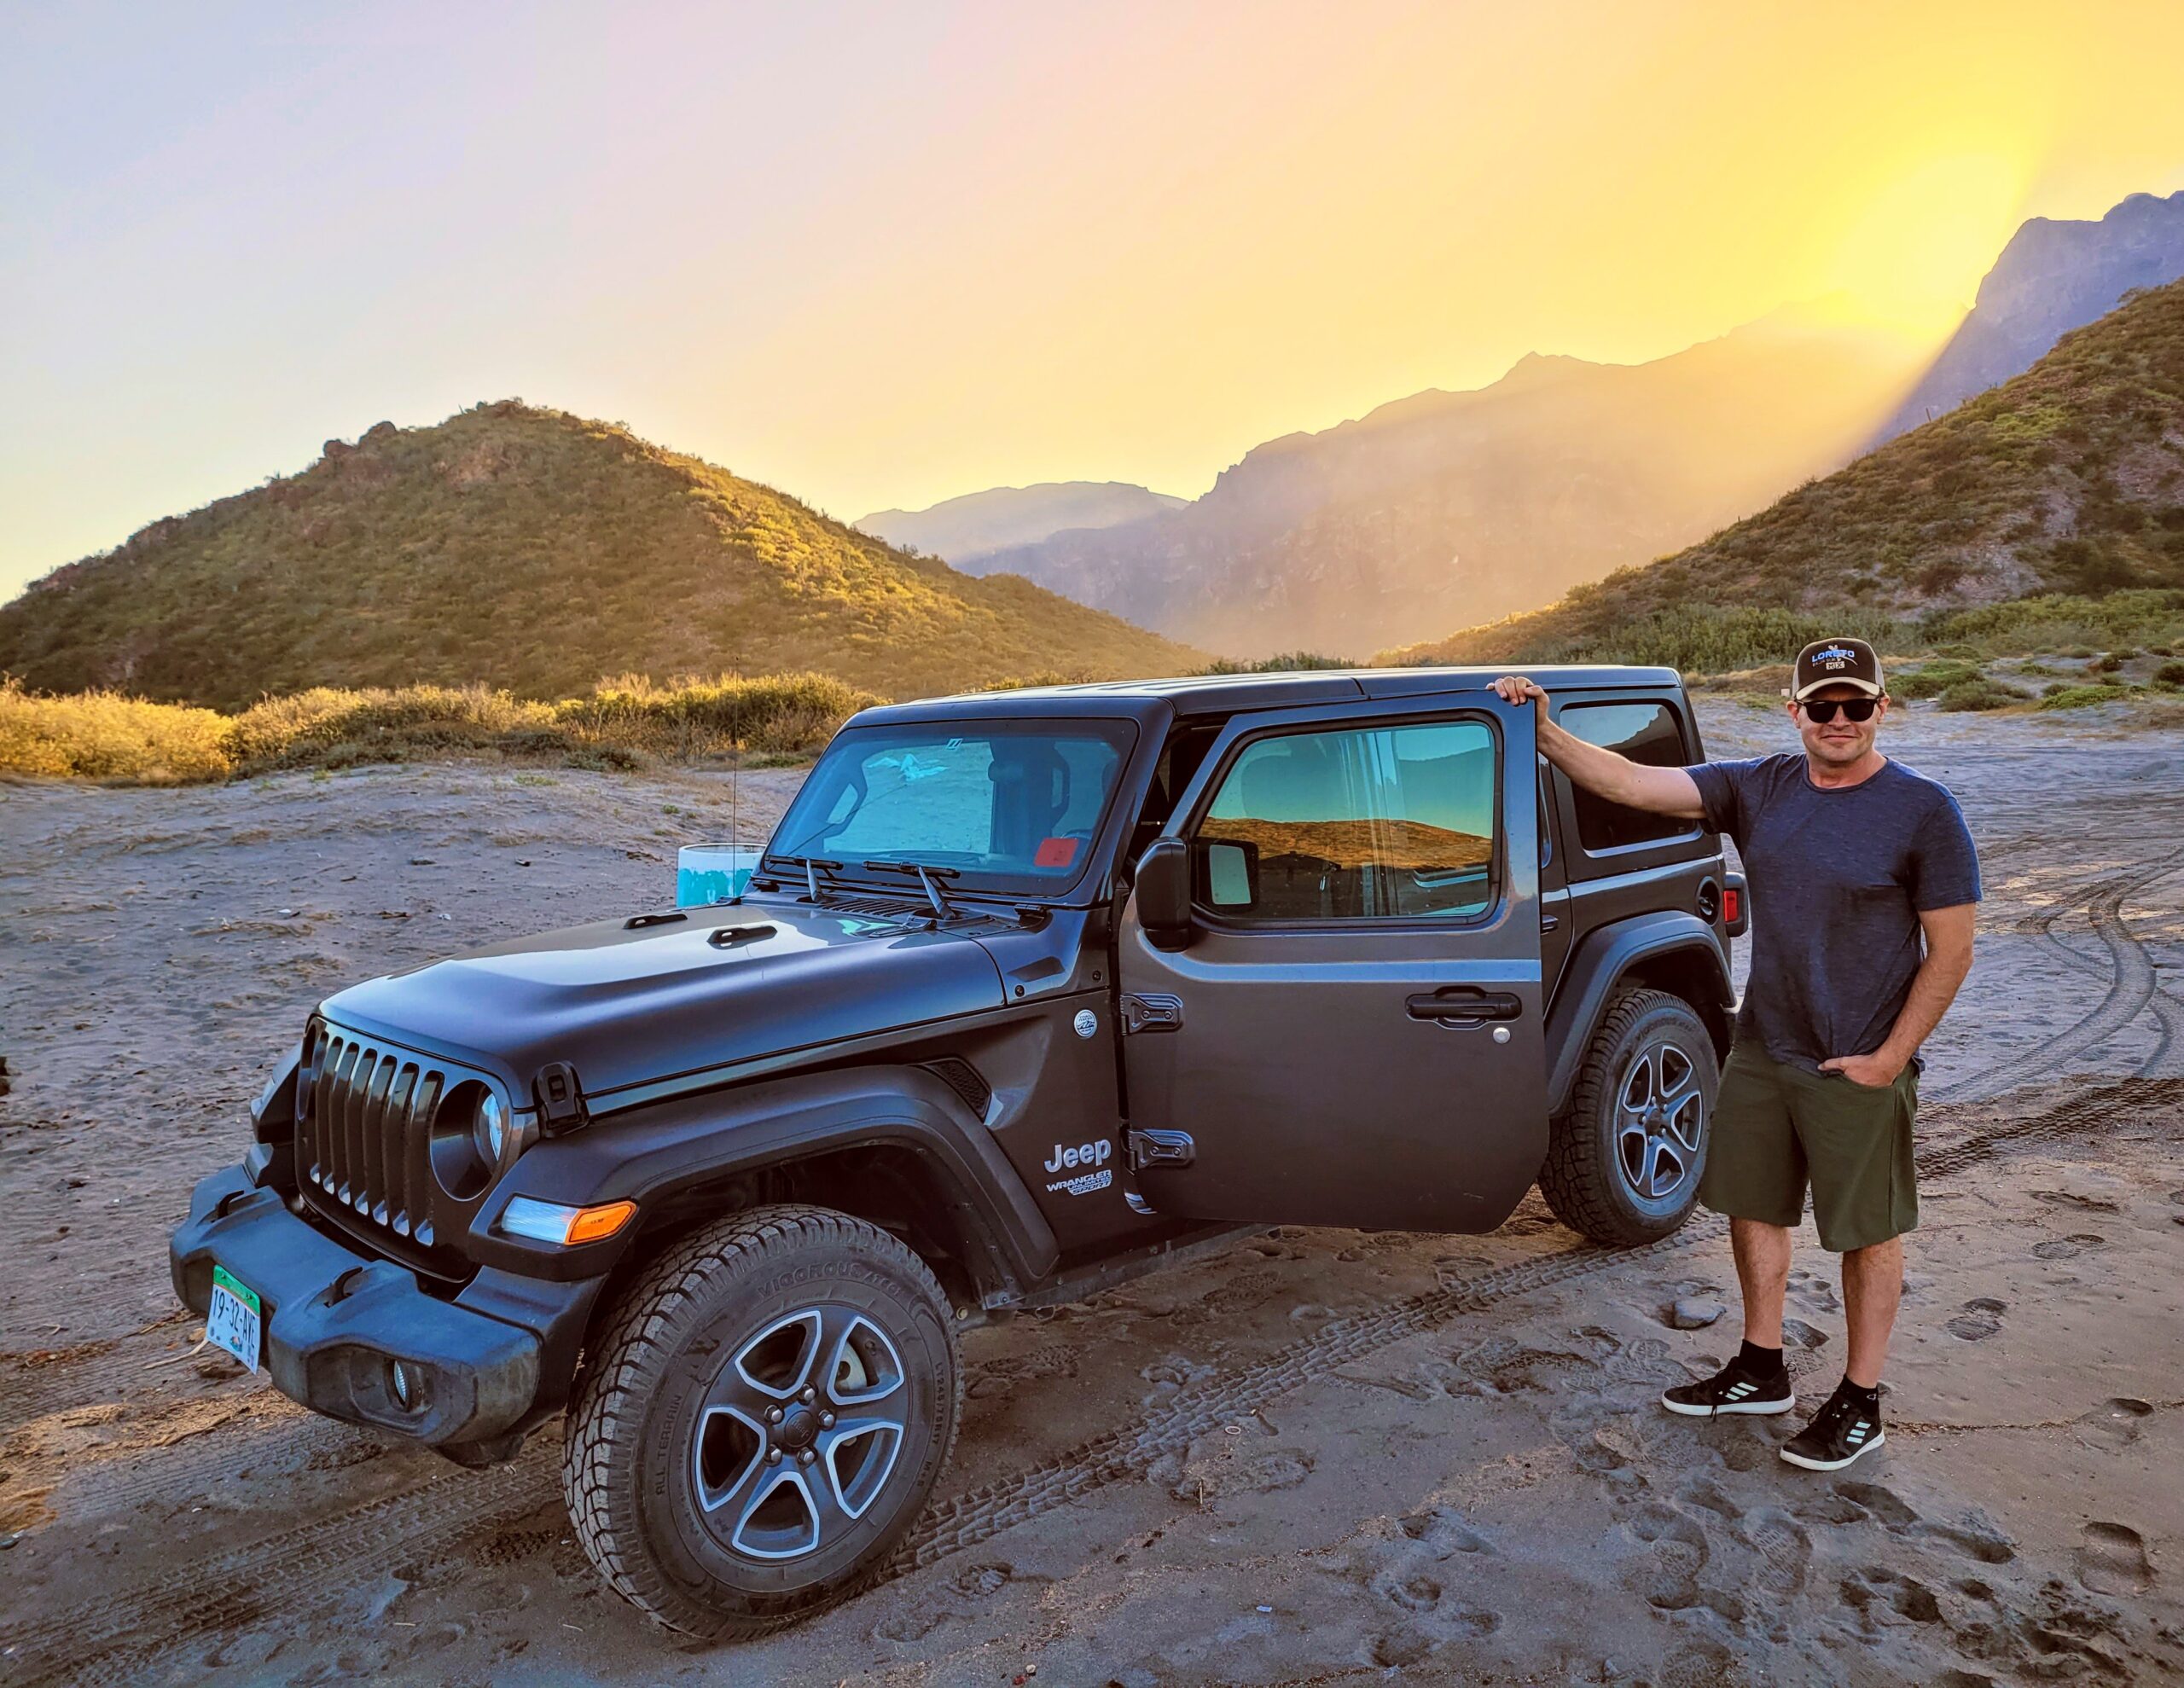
[469,1066,1060,1297]
[1544,911,1734,1117]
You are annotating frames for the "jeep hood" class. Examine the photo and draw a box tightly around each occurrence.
[321,903,1006,1106]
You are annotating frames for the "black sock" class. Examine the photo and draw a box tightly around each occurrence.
[1838,1378,1881,1411]
[1736,1339,1786,1379]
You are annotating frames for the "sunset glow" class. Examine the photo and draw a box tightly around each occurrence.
[5,1,2184,597]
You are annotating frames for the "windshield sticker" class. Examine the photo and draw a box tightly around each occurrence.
[1035,836,1078,867]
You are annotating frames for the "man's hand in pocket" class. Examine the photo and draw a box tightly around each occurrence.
[1819,1052,1902,1088]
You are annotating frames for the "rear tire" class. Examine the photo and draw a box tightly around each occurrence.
[562,1204,961,1639]
[1540,988,1716,1245]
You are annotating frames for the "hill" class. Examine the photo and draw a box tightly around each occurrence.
[1876,189,2184,443]
[0,403,1201,708]
[972,310,1926,658]
[856,481,1186,566]
[1392,276,2184,670]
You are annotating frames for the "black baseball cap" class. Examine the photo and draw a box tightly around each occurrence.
[1790,636,1885,702]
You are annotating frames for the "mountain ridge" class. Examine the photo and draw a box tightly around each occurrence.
[1391,274,2184,667]
[0,403,1203,709]
[857,480,1186,566]
[975,313,1927,658]
[1876,189,2184,442]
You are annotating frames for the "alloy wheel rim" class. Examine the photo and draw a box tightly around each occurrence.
[1614,1039,1705,1203]
[690,1304,909,1562]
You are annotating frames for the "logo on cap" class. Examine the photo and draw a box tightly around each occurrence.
[1813,645,1858,668]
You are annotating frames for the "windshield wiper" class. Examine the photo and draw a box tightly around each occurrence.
[863,859,961,920]
[765,853,842,901]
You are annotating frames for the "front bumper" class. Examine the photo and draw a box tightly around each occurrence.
[170,1163,552,1446]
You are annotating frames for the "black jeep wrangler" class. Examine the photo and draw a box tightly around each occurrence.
[171,666,1745,1636]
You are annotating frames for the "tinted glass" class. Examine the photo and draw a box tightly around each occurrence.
[1560,701,1696,851]
[770,720,1134,892]
[1376,721,1498,916]
[1194,719,1497,921]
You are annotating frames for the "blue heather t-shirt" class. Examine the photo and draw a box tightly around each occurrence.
[1688,755,1980,1071]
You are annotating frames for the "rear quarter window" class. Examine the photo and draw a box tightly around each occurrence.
[1558,700,1699,853]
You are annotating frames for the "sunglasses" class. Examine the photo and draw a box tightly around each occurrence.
[1797,697,1880,723]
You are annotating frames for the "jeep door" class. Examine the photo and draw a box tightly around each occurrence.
[1116,694,1547,1232]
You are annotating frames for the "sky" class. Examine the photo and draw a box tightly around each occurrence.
[6,0,2184,601]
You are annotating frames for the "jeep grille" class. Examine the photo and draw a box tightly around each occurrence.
[297,1024,485,1273]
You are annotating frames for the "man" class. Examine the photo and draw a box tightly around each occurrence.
[1492,638,1978,1471]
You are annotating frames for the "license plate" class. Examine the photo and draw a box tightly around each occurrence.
[206,1265,263,1372]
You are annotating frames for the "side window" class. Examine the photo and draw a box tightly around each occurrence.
[1192,719,1498,922]
[1559,701,1697,852]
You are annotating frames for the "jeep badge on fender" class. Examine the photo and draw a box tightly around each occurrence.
[169,664,1740,1639]
[1043,1138,1113,1174]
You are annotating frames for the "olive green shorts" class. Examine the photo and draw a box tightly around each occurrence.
[1699,1042,1918,1252]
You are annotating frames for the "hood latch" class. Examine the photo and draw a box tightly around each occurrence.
[533,1061,590,1134]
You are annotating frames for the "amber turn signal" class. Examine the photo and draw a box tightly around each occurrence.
[565,1200,637,1244]
[499,1195,637,1246]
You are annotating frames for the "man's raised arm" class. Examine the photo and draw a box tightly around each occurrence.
[1490,676,1706,820]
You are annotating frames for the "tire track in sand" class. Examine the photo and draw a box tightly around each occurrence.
[1928,855,2184,1103]
[2021,873,2184,1078]
[10,1078,2177,1685]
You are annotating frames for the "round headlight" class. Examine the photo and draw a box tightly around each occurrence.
[473,1090,511,1166]
[298,1020,324,1091]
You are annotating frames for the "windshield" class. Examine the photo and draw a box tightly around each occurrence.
[768,718,1137,895]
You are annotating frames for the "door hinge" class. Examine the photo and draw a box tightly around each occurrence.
[1121,991,1184,1034]
[1128,1128,1195,1169]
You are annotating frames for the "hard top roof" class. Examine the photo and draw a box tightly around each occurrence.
[854,664,1683,725]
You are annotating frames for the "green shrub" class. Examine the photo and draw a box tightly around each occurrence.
[2039,683,2137,710]
[2154,661,2184,686]
[1196,651,1354,674]
[1411,590,2184,676]
[1895,661,1983,700]
[1937,677,2030,712]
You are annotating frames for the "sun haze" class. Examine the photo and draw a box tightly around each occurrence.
[5,0,2184,600]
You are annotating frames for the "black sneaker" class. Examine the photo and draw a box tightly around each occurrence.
[1780,1383,1885,1470]
[1660,1357,1795,1418]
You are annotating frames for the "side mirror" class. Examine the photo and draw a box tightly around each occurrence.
[1134,838,1194,949]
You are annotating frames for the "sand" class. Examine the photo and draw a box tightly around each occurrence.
[2,701,2181,1686]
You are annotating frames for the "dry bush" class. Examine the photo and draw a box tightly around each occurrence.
[0,672,876,786]
[562,671,879,757]
[0,678,233,781]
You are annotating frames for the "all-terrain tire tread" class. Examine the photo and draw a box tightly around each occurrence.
[561,1202,960,1639]
[1540,987,1711,1246]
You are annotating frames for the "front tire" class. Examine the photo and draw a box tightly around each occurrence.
[1540,988,1716,1245]
[562,1204,961,1638]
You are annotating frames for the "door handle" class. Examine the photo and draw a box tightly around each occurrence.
[1405,988,1523,1024]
